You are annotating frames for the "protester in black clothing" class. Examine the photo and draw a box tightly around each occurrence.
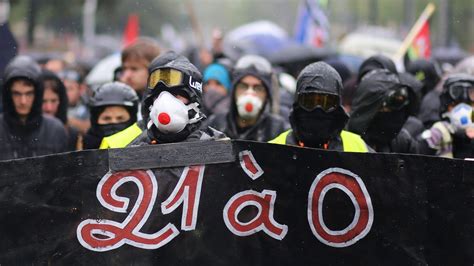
[419,73,474,158]
[203,55,288,142]
[0,56,68,160]
[130,53,225,146]
[270,61,370,152]
[348,69,420,154]
[83,82,139,149]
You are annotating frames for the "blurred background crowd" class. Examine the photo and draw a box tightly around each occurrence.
[0,0,473,160]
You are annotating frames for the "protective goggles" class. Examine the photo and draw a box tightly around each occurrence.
[448,82,474,102]
[297,92,340,112]
[382,86,410,111]
[148,68,202,93]
[234,55,272,74]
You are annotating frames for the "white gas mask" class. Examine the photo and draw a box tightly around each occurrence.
[148,91,201,134]
[236,93,264,119]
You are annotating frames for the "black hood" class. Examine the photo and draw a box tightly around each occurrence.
[41,69,69,124]
[295,61,344,97]
[439,73,474,114]
[2,56,43,132]
[289,62,349,147]
[406,59,441,95]
[399,72,422,111]
[357,54,397,82]
[348,69,417,135]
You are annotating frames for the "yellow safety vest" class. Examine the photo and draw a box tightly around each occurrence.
[269,129,368,153]
[99,123,142,149]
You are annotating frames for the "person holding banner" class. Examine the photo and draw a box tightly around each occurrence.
[130,53,225,145]
[270,61,370,152]
[0,56,68,160]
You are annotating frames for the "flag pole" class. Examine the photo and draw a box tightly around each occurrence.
[393,3,436,62]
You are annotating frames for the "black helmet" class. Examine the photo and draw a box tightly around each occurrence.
[144,54,203,111]
[89,81,139,124]
[440,73,474,114]
[143,54,206,143]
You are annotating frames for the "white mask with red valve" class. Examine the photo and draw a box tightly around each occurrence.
[148,91,201,133]
[236,93,264,119]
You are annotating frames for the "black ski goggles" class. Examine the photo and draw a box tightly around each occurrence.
[447,82,474,102]
[297,92,340,112]
[148,68,202,93]
[381,86,410,111]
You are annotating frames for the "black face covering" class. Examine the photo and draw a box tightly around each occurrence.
[98,120,135,137]
[290,107,348,148]
[365,110,408,145]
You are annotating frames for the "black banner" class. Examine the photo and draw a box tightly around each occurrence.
[0,140,472,265]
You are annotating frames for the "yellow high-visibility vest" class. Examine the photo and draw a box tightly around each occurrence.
[99,123,142,149]
[269,129,368,153]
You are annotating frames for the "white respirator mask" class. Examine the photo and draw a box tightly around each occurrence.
[236,93,264,119]
[148,91,202,134]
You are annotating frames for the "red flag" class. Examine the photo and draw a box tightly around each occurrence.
[408,20,431,59]
[123,14,140,48]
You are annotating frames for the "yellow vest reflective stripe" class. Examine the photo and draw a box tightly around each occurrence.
[340,130,368,153]
[268,130,291,145]
[99,123,142,149]
[269,130,368,153]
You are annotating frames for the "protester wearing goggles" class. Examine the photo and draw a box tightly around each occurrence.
[347,69,420,154]
[202,55,288,142]
[270,62,370,152]
[419,73,474,158]
[129,53,225,146]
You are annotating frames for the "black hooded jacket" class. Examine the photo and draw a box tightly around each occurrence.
[286,61,368,151]
[348,69,420,154]
[406,59,441,97]
[0,56,68,160]
[202,64,289,142]
[41,70,80,151]
[357,55,398,82]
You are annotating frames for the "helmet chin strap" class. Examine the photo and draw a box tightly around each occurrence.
[187,102,204,124]
[147,101,203,130]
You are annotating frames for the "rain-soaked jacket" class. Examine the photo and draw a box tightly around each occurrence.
[0,56,67,160]
[202,63,289,142]
[348,69,420,154]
